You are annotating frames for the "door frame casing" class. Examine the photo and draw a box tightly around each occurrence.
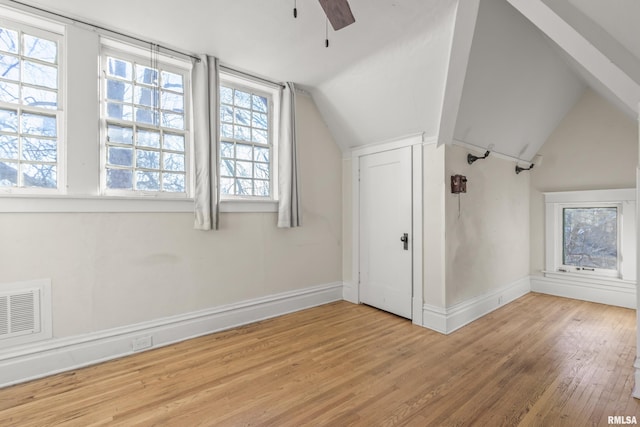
[348,133,431,326]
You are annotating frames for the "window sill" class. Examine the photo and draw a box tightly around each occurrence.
[220,199,278,213]
[0,194,195,213]
[542,271,636,289]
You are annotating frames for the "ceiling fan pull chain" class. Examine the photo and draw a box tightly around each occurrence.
[293,0,297,18]
[325,18,329,47]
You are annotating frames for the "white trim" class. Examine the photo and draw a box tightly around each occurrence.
[634,357,640,399]
[351,134,426,320]
[422,277,531,334]
[0,282,343,388]
[0,195,194,212]
[219,199,278,213]
[531,275,636,309]
[544,188,636,204]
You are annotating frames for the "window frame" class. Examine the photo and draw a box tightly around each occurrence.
[0,16,65,195]
[218,71,280,204]
[544,189,636,283]
[99,41,193,199]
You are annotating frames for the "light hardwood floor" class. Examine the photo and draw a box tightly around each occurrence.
[0,293,638,426]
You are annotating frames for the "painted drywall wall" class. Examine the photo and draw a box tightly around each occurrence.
[342,158,352,286]
[530,88,638,276]
[0,29,342,339]
[444,144,530,306]
[423,143,447,308]
[311,0,457,150]
[454,0,585,161]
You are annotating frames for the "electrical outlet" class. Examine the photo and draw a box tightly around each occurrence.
[132,335,153,352]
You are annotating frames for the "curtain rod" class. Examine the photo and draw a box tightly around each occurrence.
[219,65,285,89]
[7,0,201,62]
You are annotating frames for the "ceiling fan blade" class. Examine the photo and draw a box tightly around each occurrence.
[318,0,355,31]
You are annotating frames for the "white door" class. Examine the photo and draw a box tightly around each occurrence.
[359,146,412,319]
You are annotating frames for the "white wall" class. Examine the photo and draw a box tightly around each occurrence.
[0,25,343,339]
[444,144,530,305]
[530,88,638,276]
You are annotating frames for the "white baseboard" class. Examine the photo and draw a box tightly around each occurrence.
[422,277,531,334]
[0,282,343,388]
[342,281,358,304]
[530,275,636,309]
[634,357,640,399]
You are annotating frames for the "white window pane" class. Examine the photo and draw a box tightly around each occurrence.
[22,86,57,109]
[21,137,56,162]
[236,160,252,178]
[107,124,133,145]
[23,34,57,63]
[220,141,234,158]
[234,125,251,142]
[161,91,183,113]
[236,178,252,195]
[220,105,233,123]
[234,108,251,126]
[254,180,269,197]
[234,90,251,108]
[135,64,158,86]
[21,113,56,137]
[0,135,18,159]
[0,54,19,81]
[107,57,132,80]
[253,129,268,144]
[252,94,267,113]
[221,123,233,139]
[107,102,133,121]
[0,28,18,54]
[107,146,133,167]
[107,80,132,103]
[162,172,185,192]
[161,112,184,130]
[161,70,183,93]
[252,112,267,130]
[134,107,157,126]
[220,158,234,177]
[220,86,232,104]
[0,81,19,103]
[134,86,158,107]
[23,60,57,89]
[136,149,160,169]
[563,207,618,270]
[163,133,184,151]
[220,177,234,195]
[135,170,160,190]
[254,162,269,180]
[106,168,132,189]
[0,108,18,132]
[254,146,269,162]
[236,144,252,160]
[163,152,184,172]
[22,163,56,188]
[136,129,160,148]
[0,161,17,186]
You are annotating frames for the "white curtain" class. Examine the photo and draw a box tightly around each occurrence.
[193,55,220,230]
[278,82,301,228]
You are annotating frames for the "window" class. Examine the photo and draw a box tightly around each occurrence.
[219,76,277,199]
[0,20,62,191]
[101,42,191,196]
[562,206,618,274]
[544,189,636,282]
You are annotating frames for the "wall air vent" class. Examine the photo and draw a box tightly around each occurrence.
[0,280,52,349]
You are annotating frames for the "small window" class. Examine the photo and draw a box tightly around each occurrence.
[100,44,191,196]
[562,207,618,272]
[219,81,273,199]
[0,22,62,191]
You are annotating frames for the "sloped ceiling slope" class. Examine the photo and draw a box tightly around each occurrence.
[453,0,585,162]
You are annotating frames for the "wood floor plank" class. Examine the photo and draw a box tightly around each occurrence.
[0,293,638,426]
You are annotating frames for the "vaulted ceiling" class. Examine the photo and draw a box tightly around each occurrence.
[14,0,640,160]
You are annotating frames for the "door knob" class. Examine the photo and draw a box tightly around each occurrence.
[400,233,409,250]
